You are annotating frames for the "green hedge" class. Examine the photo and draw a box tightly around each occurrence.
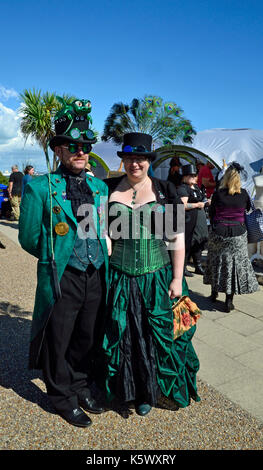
[0,172,9,185]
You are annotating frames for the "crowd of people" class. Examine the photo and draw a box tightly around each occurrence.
[5,98,258,428]
[168,156,259,313]
[2,165,35,221]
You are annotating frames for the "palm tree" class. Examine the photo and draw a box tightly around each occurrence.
[101,95,196,146]
[20,89,55,169]
[20,89,77,171]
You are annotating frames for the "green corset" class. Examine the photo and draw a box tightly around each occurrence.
[109,202,170,275]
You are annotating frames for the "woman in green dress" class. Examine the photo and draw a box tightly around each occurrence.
[102,133,200,416]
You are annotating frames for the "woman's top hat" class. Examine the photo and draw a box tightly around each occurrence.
[117,132,156,161]
[180,164,197,176]
[49,97,97,151]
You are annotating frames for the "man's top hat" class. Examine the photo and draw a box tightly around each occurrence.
[180,164,197,176]
[49,97,97,151]
[117,132,156,161]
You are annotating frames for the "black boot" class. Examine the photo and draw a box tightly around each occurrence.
[184,268,194,277]
[192,249,204,275]
[210,290,218,302]
[184,256,194,276]
[225,294,235,312]
[195,264,204,275]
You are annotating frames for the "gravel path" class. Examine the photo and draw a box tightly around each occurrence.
[0,232,263,450]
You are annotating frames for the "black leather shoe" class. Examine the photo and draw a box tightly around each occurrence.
[184,269,194,277]
[79,397,105,414]
[60,408,92,427]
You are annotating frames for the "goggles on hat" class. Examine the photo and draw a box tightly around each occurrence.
[123,145,147,153]
[63,142,92,154]
[68,128,95,140]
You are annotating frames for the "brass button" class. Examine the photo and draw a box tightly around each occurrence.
[54,222,69,236]
[53,206,61,214]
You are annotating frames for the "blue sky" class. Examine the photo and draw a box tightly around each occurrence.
[0,0,263,172]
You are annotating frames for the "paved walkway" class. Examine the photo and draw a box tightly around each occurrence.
[0,220,19,245]
[1,219,263,451]
[189,274,263,423]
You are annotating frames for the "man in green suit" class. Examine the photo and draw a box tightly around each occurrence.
[19,99,109,428]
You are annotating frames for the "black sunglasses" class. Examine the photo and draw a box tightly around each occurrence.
[62,143,92,154]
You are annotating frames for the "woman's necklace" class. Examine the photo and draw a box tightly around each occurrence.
[126,176,149,205]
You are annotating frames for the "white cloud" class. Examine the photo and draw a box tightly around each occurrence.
[0,85,19,101]
[0,101,39,147]
[0,101,45,173]
[0,103,20,143]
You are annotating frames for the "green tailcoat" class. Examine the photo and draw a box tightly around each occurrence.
[19,167,109,369]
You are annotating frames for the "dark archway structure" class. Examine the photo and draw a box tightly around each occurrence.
[153,144,220,170]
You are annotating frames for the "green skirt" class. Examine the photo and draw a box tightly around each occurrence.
[102,264,200,408]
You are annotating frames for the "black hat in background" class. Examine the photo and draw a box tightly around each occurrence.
[227,161,248,182]
[180,163,197,176]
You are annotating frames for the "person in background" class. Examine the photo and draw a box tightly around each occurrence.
[22,165,34,197]
[215,159,228,190]
[177,164,210,277]
[197,161,216,198]
[167,156,182,187]
[196,160,204,174]
[85,159,97,176]
[204,162,259,312]
[8,165,24,221]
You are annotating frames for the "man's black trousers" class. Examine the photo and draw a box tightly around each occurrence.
[40,264,104,414]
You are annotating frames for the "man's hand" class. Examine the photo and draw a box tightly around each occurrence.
[8,182,13,199]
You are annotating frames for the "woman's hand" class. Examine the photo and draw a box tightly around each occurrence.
[105,235,112,256]
[197,201,205,209]
[168,278,182,300]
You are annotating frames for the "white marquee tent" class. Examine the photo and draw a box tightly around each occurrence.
[154,128,263,194]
